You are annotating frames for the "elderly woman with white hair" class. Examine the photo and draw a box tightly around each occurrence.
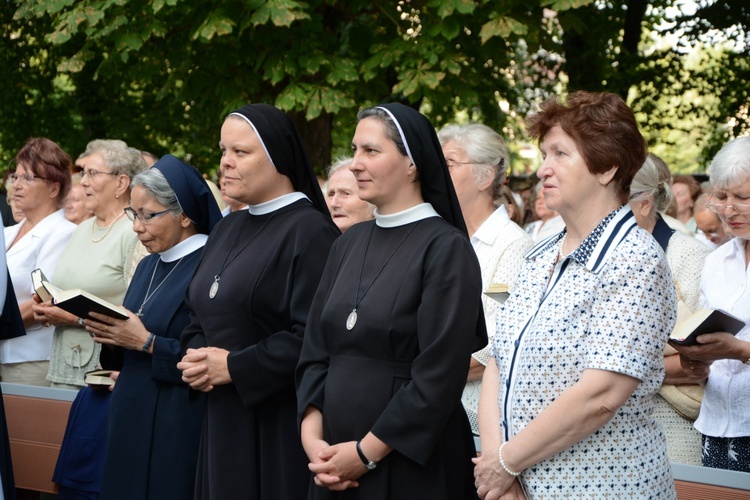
[672,136,750,472]
[629,153,710,466]
[325,157,375,233]
[438,123,532,435]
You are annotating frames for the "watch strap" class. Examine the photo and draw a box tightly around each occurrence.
[356,440,376,470]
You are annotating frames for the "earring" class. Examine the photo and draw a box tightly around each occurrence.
[116,194,119,199]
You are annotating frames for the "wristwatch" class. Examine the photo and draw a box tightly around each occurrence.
[356,441,377,470]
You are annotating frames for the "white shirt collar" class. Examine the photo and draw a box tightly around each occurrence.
[160,234,208,262]
[472,206,510,246]
[247,192,309,215]
[374,203,440,228]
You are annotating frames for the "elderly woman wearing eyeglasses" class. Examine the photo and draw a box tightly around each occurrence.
[671,136,750,473]
[33,139,148,389]
[1,138,76,386]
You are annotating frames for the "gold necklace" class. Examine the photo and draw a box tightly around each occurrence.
[91,212,125,243]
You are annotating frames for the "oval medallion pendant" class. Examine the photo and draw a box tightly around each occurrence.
[346,310,357,330]
[209,280,219,299]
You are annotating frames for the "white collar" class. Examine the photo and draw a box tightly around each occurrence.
[374,203,440,228]
[247,192,309,215]
[160,234,208,262]
[472,205,510,245]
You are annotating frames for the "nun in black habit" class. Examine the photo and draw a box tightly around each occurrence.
[296,103,486,499]
[178,104,339,499]
[82,155,222,499]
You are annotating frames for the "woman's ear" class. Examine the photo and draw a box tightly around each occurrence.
[115,174,131,198]
[180,213,193,229]
[597,166,618,187]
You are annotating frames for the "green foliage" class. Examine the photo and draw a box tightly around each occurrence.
[0,0,747,178]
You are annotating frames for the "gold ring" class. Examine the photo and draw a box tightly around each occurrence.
[104,325,108,334]
[43,321,51,328]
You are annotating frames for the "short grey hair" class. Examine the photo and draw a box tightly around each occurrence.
[437,123,509,199]
[326,157,353,179]
[708,136,750,189]
[630,153,674,220]
[80,139,148,179]
[131,168,183,216]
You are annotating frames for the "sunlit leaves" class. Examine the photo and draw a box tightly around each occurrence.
[542,0,595,11]
[480,14,527,44]
[250,0,311,27]
[192,12,234,41]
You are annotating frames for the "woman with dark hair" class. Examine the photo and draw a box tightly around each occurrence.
[178,104,339,499]
[81,155,222,499]
[1,137,76,385]
[474,92,677,499]
[297,103,485,499]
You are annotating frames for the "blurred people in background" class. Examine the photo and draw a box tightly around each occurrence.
[64,173,92,224]
[672,174,702,233]
[325,157,375,233]
[694,192,731,250]
[524,181,564,242]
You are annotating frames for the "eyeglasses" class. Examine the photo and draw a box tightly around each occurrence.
[124,207,171,224]
[706,197,750,216]
[81,169,118,179]
[9,173,48,184]
[445,158,474,169]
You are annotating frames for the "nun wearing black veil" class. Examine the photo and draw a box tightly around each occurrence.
[178,104,339,499]
[79,155,222,499]
[296,103,486,499]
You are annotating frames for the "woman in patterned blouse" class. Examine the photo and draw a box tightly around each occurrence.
[474,91,677,499]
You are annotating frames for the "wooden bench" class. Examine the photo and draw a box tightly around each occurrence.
[2,383,77,494]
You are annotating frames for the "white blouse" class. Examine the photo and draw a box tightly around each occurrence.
[1,210,76,363]
[695,237,750,438]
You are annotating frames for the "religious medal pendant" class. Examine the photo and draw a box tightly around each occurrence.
[209,276,220,299]
[346,309,358,330]
[136,307,143,318]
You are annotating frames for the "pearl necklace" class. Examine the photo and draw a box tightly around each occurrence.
[91,212,125,243]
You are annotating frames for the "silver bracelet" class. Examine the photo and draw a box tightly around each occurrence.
[498,442,521,477]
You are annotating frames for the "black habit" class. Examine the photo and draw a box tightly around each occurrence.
[182,201,338,499]
[296,216,483,500]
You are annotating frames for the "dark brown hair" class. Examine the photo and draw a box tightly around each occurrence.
[526,91,647,204]
[14,137,73,206]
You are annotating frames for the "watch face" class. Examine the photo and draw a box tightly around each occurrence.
[365,461,377,470]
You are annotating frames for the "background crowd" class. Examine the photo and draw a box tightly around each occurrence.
[0,92,746,499]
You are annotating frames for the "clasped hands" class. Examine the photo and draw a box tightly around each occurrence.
[306,439,364,491]
[473,449,525,500]
[178,347,231,392]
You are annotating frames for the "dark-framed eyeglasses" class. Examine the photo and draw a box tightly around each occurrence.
[124,207,171,224]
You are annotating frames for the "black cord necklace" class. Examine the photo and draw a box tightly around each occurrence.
[209,211,277,299]
[346,220,422,330]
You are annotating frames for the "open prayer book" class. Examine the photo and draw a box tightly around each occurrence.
[669,308,745,346]
[31,269,128,320]
[484,283,510,303]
